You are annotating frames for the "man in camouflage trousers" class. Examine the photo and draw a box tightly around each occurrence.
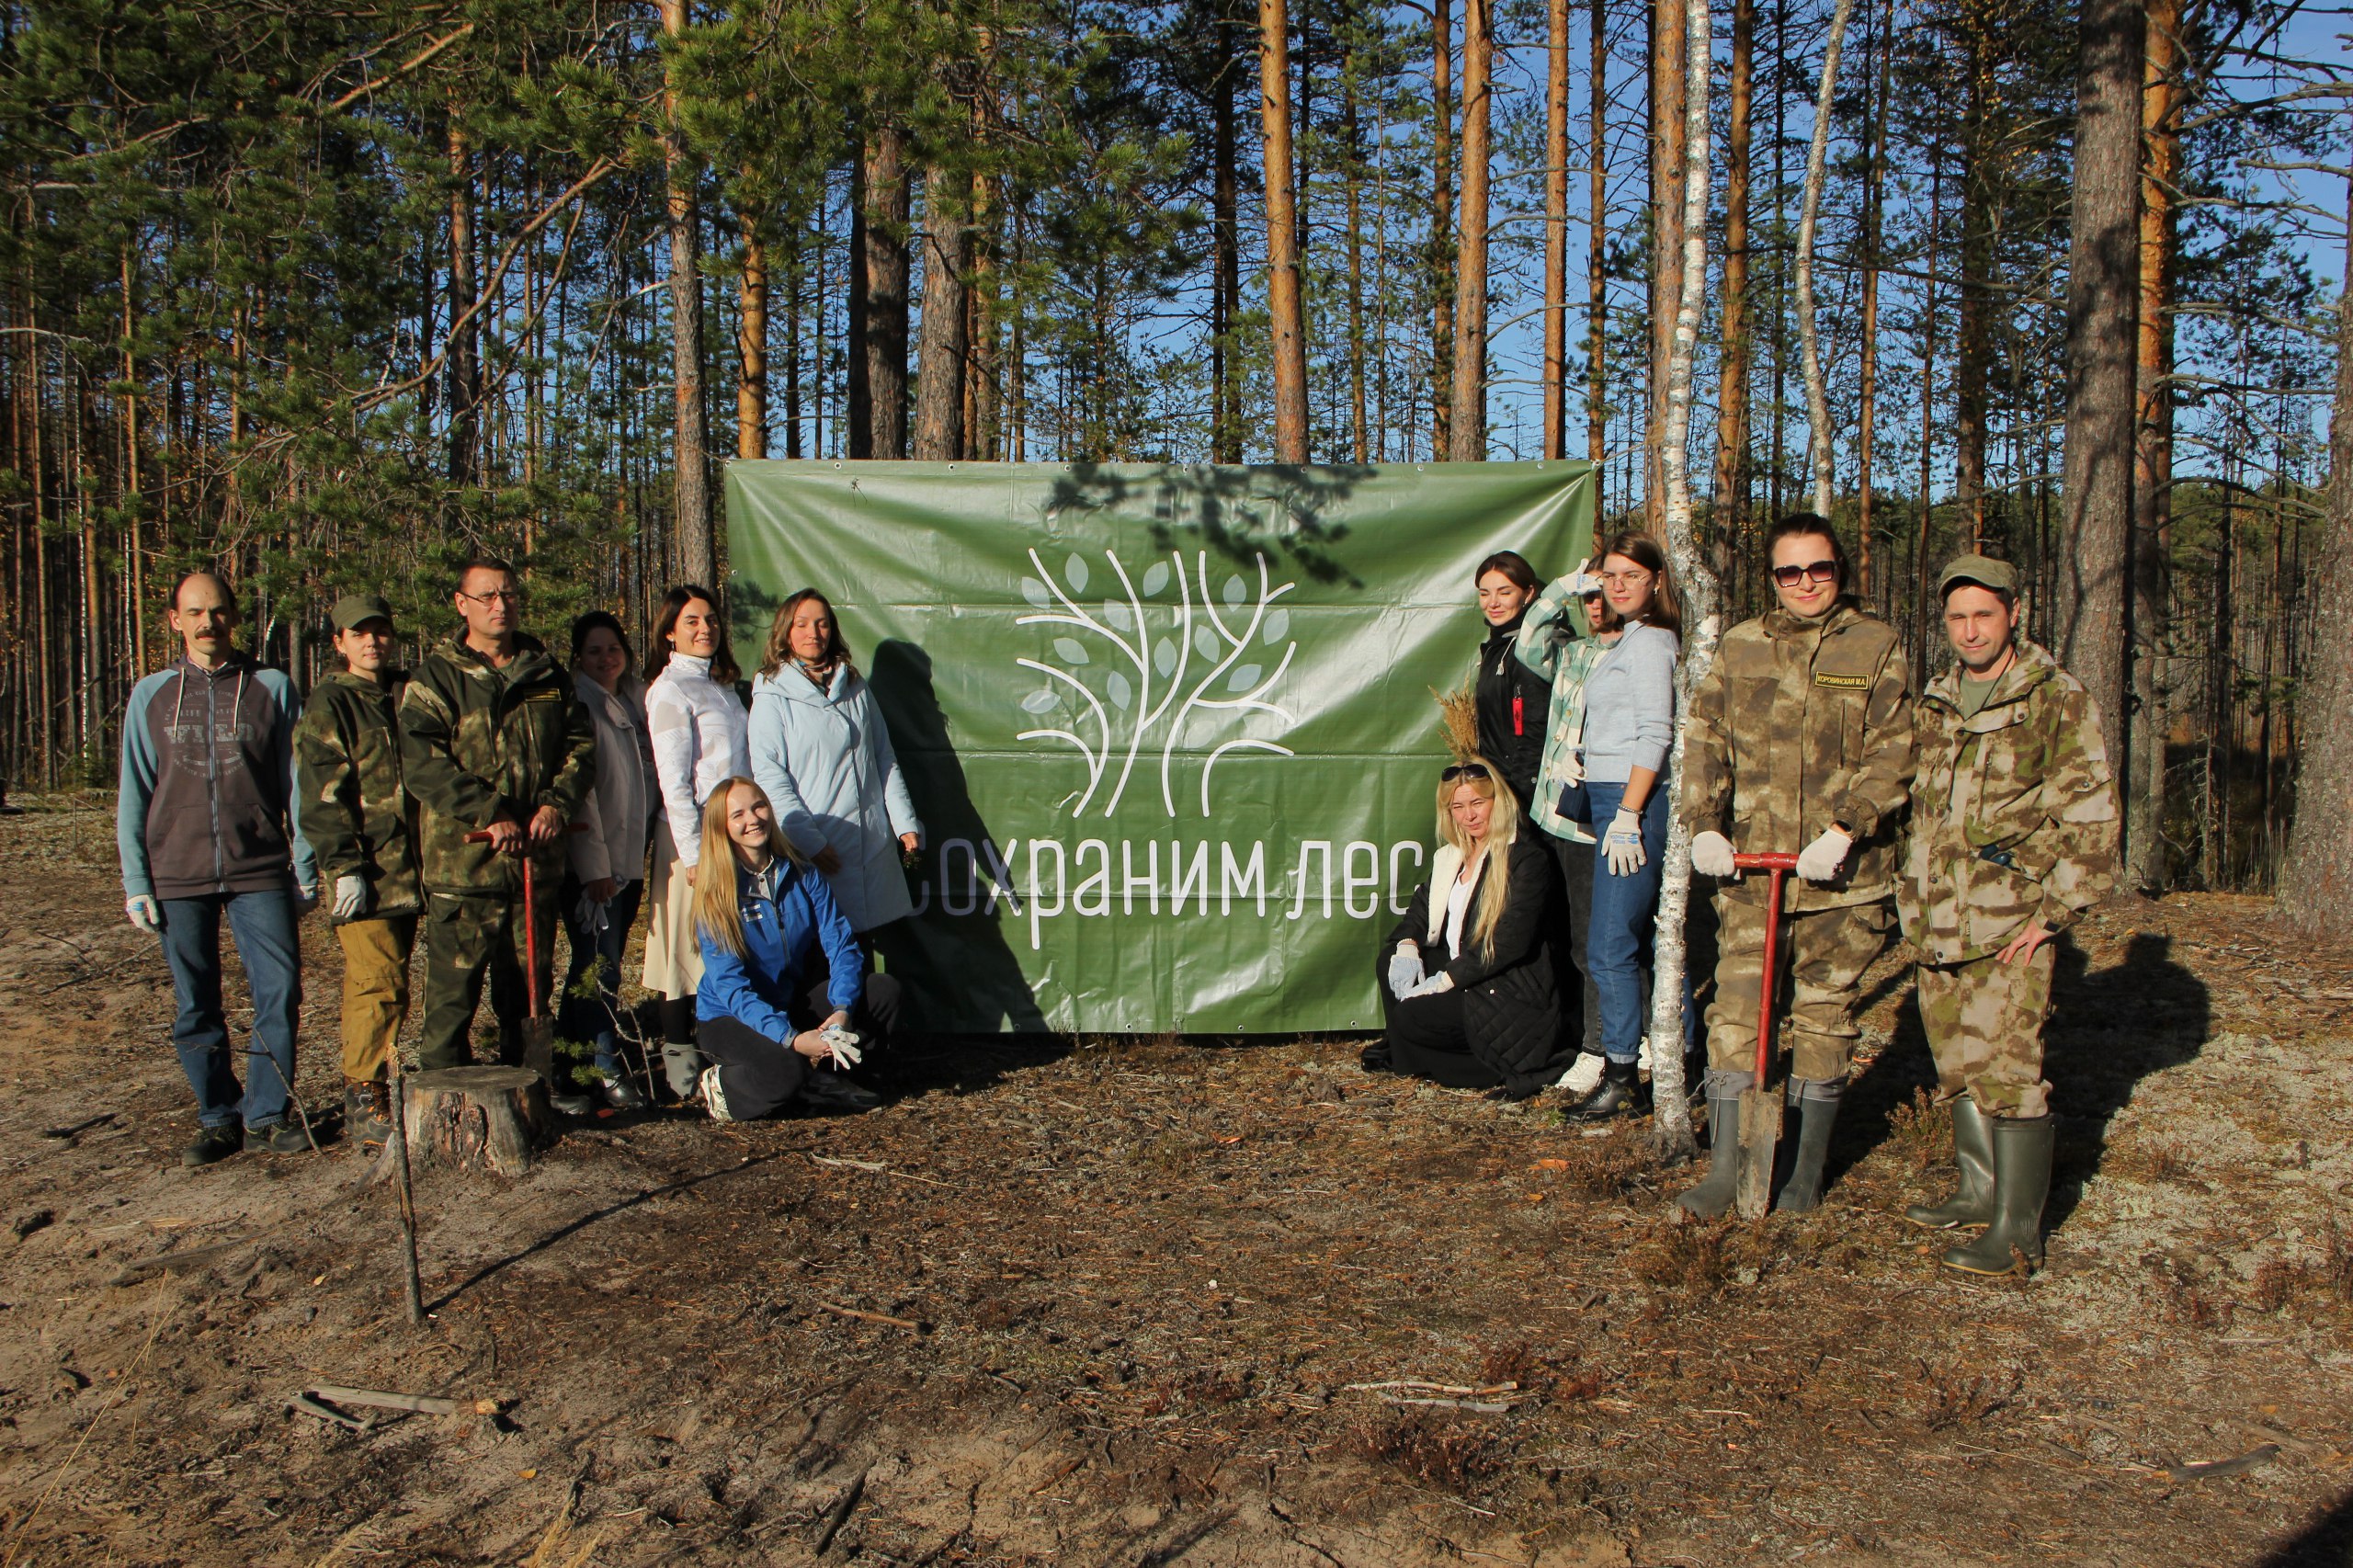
[1898,554,2117,1275]
[401,559,596,1072]
[1677,514,1915,1218]
[295,593,420,1145]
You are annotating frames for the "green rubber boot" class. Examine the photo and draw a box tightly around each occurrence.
[1941,1114,2054,1276]
[1905,1096,1995,1229]
[1772,1080,1844,1212]
[1675,1074,1750,1220]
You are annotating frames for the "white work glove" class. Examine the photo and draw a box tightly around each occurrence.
[573,892,610,937]
[1690,830,1736,880]
[1386,942,1425,999]
[1797,826,1855,883]
[331,873,371,921]
[126,895,162,934]
[820,1025,864,1068]
[1403,971,1456,1000]
[1603,808,1645,877]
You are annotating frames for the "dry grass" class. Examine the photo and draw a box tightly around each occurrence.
[1344,1409,1499,1494]
[1884,1087,1948,1172]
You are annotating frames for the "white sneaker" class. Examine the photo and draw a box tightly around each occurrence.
[699,1064,733,1122]
[1559,1053,1605,1095]
[1637,1035,1654,1073]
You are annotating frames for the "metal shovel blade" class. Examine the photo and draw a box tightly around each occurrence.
[1734,1085,1782,1219]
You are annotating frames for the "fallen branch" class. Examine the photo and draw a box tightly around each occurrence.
[306,1386,498,1417]
[807,1153,954,1188]
[817,1301,920,1330]
[290,1392,368,1432]
[1342,1380,1519,1397]
[1377,1395,1518,1414]
[40,1112,115,1140]
[810,1469,867,1555]
[111,1237,253,1286]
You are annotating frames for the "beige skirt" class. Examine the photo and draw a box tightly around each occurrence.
[640,817,705,999]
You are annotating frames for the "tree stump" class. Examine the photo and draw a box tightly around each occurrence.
[393,1066,554,1178]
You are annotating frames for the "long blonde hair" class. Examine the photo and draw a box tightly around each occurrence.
[693,777,810,958]
[1435,756,1520,960]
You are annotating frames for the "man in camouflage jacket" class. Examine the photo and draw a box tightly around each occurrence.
[1675,515,1915,1218]
[400,559,597,1071]
[295,593,421,1143]
[1898,554,2117,1276]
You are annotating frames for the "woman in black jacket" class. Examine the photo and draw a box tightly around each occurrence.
[1369,756,1573,1098]
[1472,551,1552,812]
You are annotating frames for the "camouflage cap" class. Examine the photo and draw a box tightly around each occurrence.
[330,592,395,632]
[1937,553,2018,599]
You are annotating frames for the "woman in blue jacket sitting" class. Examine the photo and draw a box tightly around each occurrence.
[692,776,902,1119]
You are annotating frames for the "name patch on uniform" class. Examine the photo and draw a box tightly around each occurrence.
[1813,673,1870,689]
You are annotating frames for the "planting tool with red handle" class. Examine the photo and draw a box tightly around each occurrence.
[1731,852,1799,1219]
[463,824,583,1081]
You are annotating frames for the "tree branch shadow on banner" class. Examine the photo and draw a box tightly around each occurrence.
[1044,462,1378,589]
[869,638,1054,1043]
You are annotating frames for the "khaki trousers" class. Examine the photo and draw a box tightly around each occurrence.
[335,915,416,1083]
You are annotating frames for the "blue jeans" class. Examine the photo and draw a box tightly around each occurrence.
[1585,779,1693,1064]
[157,889,302,1129]
[558,874,643,1076]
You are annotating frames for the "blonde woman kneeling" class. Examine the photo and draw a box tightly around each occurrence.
[692,778,901,1119]
[1370,756,1574,1099]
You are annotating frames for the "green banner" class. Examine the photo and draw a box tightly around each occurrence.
[725,460,1593,1034]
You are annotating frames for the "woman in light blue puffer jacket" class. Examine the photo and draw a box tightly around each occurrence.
[746,588,924,937]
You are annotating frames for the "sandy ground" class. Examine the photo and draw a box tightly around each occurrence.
[1,797,2349,1567]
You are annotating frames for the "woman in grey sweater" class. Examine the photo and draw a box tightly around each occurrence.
[1565,531,1693,1119]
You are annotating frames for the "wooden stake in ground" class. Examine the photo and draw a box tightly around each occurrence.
[387,1051,425,1325]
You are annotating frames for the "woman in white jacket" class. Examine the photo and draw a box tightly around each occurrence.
[747,589,922,938]
[642,585,750,1096]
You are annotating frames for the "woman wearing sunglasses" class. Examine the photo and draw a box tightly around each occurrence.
[1366,756,1575,1099]
[1563,531,1695,1119]
[1672,513,1915,1218]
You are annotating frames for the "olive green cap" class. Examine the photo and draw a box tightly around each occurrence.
[1937,553,2018,598]
[330,592,395,632]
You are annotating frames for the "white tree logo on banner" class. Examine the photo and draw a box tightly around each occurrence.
[1015,547,1300,818]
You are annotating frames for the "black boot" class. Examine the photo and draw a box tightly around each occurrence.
[800,1071,882,1115]
[1941,1114,2054,1275]
[1773,1080,1844,1213]
[1905,1096,1995,1229]
[1358,1039,1394,1073]
[1675,1075,1749,1219]
[182,1121,244,1168]
[1568,1059,1650,1120]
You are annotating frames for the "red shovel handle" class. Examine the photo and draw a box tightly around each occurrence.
[462,823,585,1019]
[1730,852,1800,1083]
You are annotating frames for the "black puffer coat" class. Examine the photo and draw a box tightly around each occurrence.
[1475,618,1551,808]
[1381,834,1571,1096]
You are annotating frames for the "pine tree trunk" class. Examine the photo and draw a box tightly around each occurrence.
[659,0,712,584]
[1952,7,1995,549]
[1429,0,1453,458]
[2130,0,2181,893]
[847,153,870,459]
[1344,35,1369,463]
[1259,0,1310,462]
[1586,0,1608,500]
[861,128,912,460]
[2273,169,2350,935]
[1649,0,1712,1162]
[912,171,970,461]
[2055,0,2143,749]
[1795,0,1855,518]
[1447,0,1491,460]
[447,119,479,489]
[1543,0,1570,460]
[1710,0,1753,542]
[738,218,767,461]
[1855,0,1890,604]
[1214,21,1243,462]
[1645,0,1686,532]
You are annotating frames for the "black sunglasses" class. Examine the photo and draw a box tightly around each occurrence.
[1770,559,1840,588]
[1441,763,1492,782]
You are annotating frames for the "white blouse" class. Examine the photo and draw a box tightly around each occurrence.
[646,653,750,867]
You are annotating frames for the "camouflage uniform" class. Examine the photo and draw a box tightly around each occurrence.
[400,633,596,1071]
[295,669,421,1082]
[1898,640,2118,1118]
[1679,600,1915,1085]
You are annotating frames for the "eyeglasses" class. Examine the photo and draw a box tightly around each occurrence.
[1440,763,1492,782]
[1599,569,1653,587]
[1770,560,1839,588]
[459,588,523,606]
